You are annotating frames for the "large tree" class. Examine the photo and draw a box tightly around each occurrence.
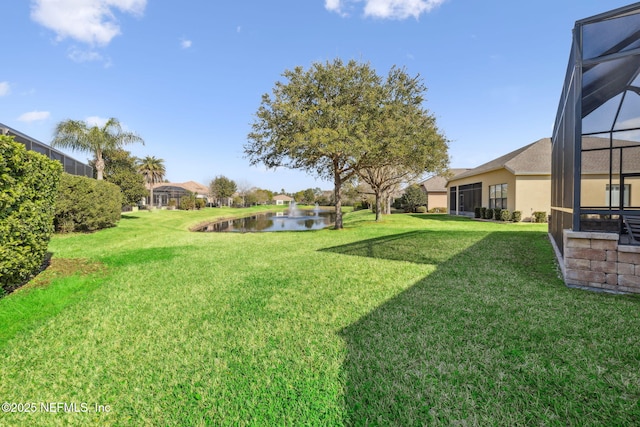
[52,118,144,180]
[90,148,148,208]
[137,156,166,207]
[209,175,237,207]
[246,59,382,229]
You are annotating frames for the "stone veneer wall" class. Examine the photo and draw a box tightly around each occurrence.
[563,230,640,294]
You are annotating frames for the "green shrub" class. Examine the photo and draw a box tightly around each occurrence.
[512,211,522,222]
[179,191,198,210]
[500,209,511,222]
[474,207,481,218]
[54,173,122,233]
[415,206,427,213]
[484,208,494,220]
[428,207,446,213]
[0,136,62,293]
[195,198,206,209]
[532,211,548,223]
[480,207,487,219]
[494,208,502,221]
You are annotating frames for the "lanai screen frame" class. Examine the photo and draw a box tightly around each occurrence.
[551,2,640,254]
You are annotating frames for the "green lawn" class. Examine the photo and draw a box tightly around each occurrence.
[0,209,638,426]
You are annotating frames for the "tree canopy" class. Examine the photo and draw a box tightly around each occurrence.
[209,176,237,207]
[52,118,144,180]
[245,58,448,228]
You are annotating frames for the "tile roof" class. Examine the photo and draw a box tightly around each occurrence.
[151,181,209,194]
[448,138,551,183]
[421,169,471,192]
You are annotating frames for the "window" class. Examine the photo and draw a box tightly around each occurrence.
[489,184,508,209]
[605,184,630,207]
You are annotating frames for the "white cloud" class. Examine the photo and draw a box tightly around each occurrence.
[68,46,104,62]
[85,116,109,127]
[0,82,9,96]
[180,38,192,49]
[18,111,51,122]
[30,0,147,46]
[325,0,446,19]
[325,0,343,13]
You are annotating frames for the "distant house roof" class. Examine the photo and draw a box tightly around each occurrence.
[152,181,209,194]
[421,169,471,193]
[449,138,552,183]
[273,194,294,202]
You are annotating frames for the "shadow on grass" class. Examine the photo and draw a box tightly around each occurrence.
[330,230,640,425]
[321,230,487,266]
[120,214,141,220]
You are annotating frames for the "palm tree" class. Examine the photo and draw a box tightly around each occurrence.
[137,156,166,207]
[51,118,144,180]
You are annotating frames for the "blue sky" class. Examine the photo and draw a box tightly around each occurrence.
[0,0,634,192]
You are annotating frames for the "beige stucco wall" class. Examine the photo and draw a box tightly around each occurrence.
[580,174,640,208]
[514,175,551,220]
[427,192,447,210]
[448,169,551,221]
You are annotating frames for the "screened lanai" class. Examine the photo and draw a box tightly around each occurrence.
[551,2,640,255]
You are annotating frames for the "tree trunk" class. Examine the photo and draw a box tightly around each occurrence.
[375,191,382,222]
[333,169,343,230]
[95,151,105,180]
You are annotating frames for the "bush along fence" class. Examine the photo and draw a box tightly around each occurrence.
[0,136,62,295]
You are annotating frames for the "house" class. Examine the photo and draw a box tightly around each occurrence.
[447,138,551,221]
[420,169,470,211]
[273,194,294,205]
[147,181,210,207]
[1,122,93,177]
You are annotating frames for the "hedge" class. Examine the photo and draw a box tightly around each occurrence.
[54,173,122,233]
[0,136,62,294]
[532,211,548,223]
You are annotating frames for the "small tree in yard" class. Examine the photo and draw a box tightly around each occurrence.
[210,175,236,207]
[401,184,427,213]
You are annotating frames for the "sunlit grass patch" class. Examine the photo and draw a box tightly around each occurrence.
[0,209,638,425]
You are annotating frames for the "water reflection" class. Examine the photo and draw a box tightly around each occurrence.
[194,209,335,233]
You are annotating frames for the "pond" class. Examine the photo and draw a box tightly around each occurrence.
[194,206,336,233]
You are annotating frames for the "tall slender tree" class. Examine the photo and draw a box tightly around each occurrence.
[52,118,144,180]
[137,156,166,207]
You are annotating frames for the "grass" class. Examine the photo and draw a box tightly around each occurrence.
[0,209,638,426]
